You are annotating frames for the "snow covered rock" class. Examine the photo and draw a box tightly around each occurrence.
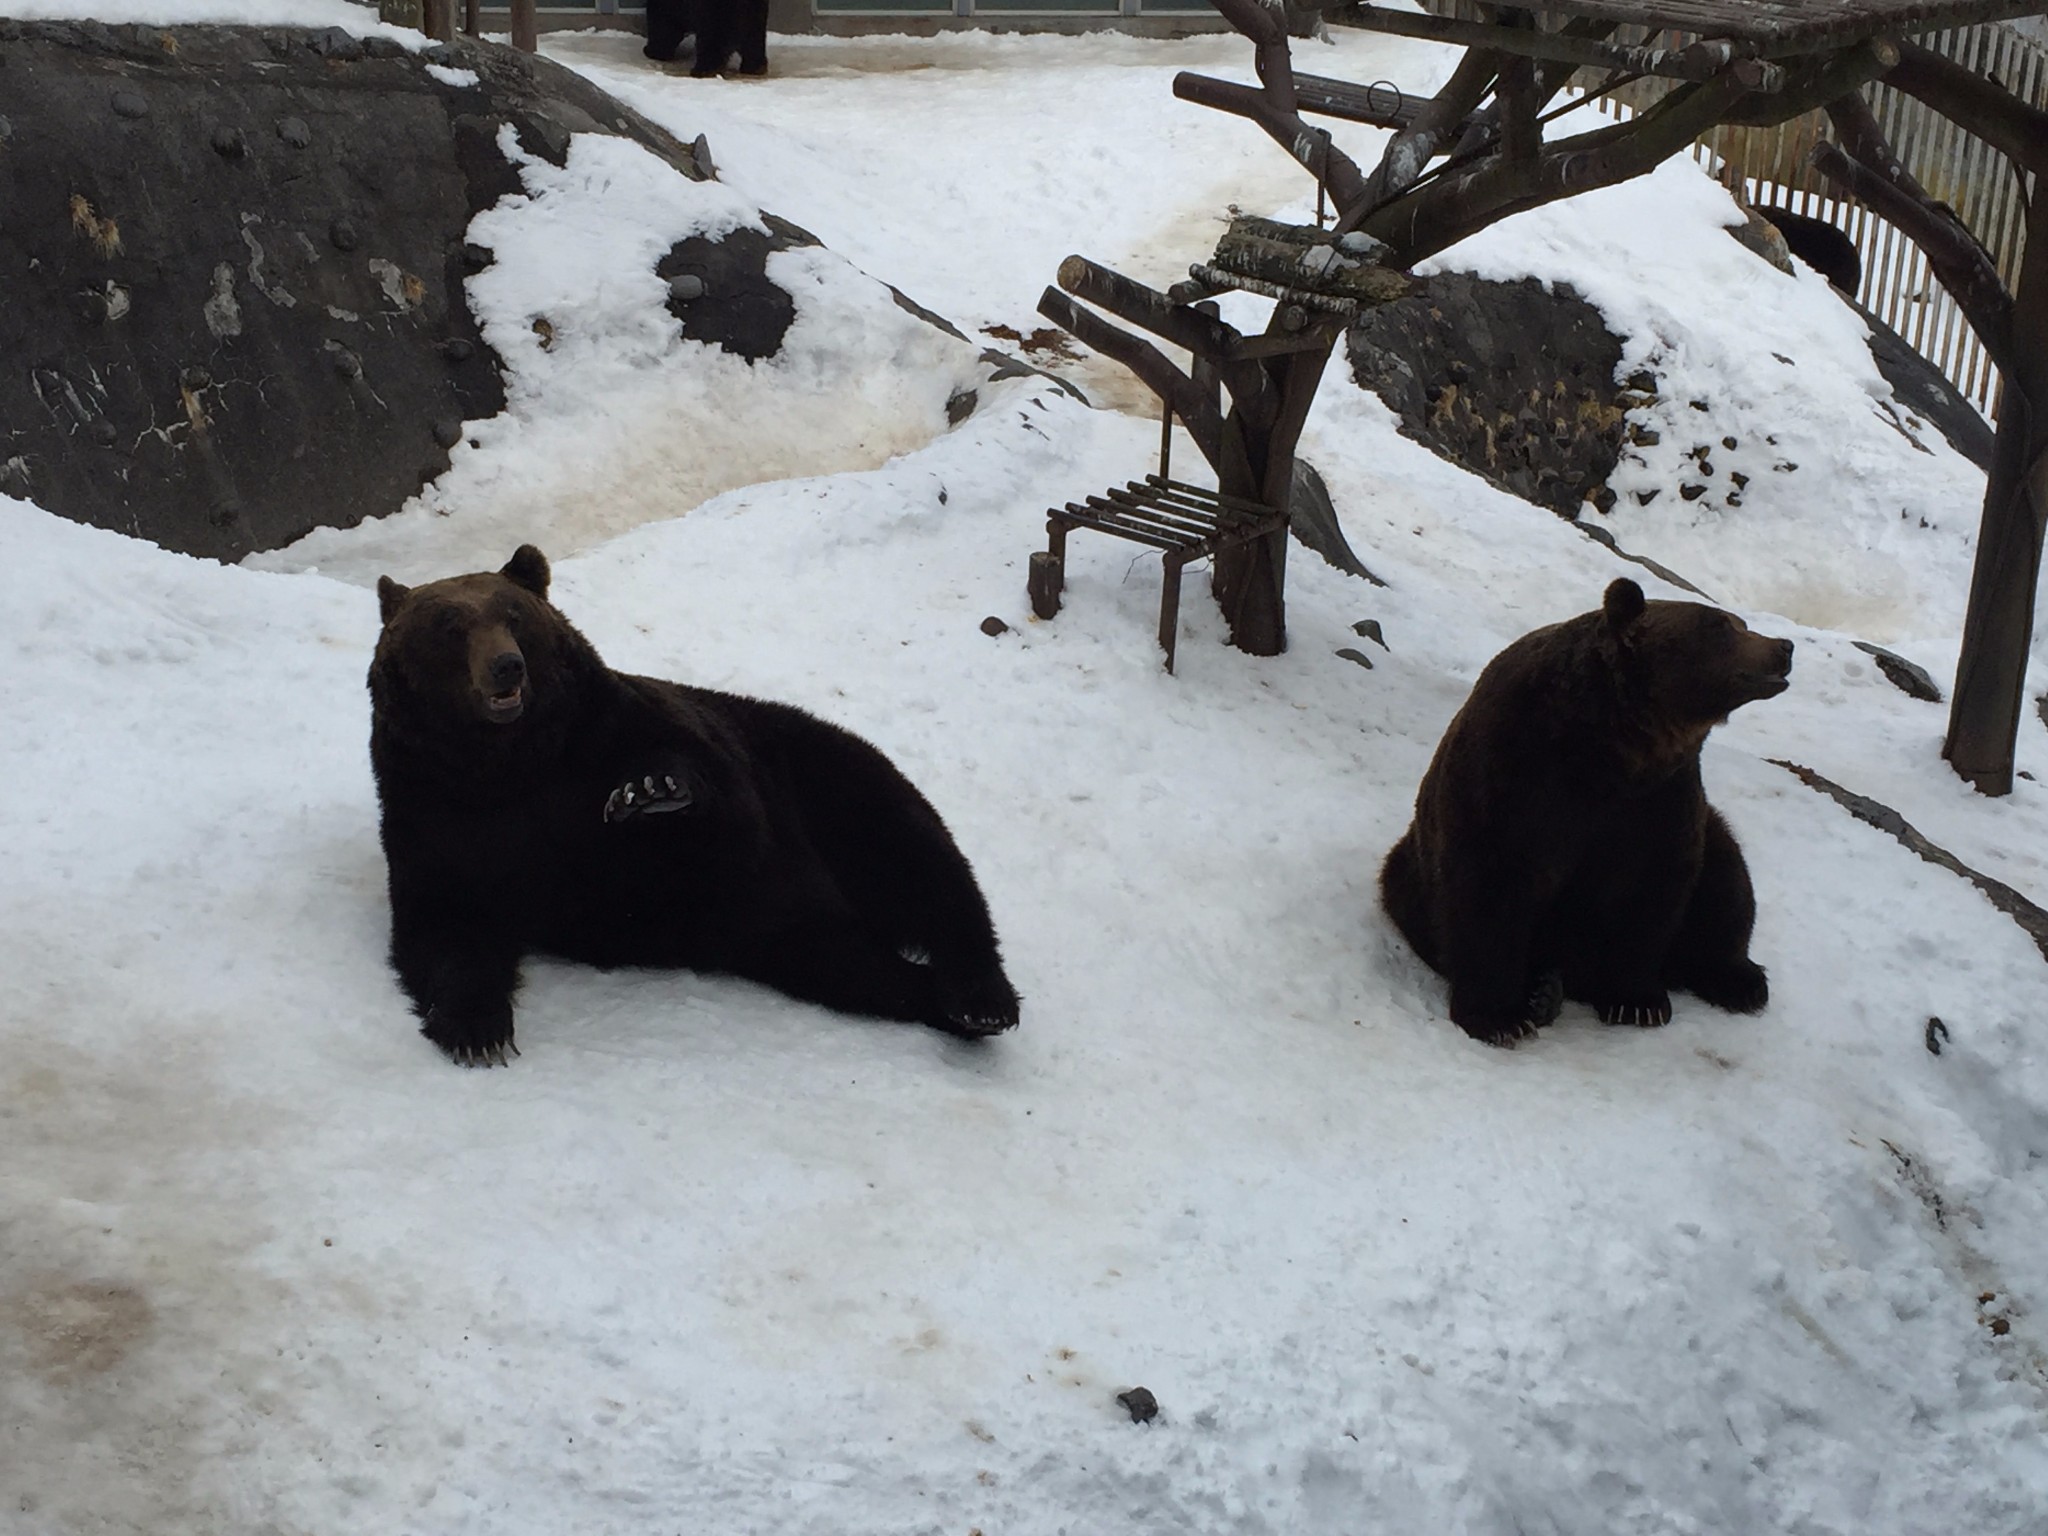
[0,21,979,563]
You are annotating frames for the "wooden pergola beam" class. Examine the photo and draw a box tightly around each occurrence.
[1340,2,1785,88]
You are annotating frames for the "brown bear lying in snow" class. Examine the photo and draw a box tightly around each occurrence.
[368,546,1019,1065]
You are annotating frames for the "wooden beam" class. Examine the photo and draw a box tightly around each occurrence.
[1343,45,1504,231]
[1886,37,2048,177]
[1812,96,2013,373]
[1943,187,2048,794]
[1291,72,1425,131]
[1172,74,1370,212]
[1358,67,1755,262]
[1341,3,1783,89]
[1036,287,1225,472]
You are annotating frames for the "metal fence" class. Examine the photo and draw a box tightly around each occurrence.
[1419,5,2045,415]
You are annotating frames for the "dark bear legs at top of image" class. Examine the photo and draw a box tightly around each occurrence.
[643,0,692,62]
[643,0,770,77]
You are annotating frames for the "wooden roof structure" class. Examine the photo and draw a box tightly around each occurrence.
[1500,0,2048,50]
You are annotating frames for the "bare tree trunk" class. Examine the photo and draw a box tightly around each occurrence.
[1944,190,2048,795]
[1211,330,1339,657]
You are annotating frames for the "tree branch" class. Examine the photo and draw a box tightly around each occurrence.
[1886,37,2048,177]
[1172,74,1370,211]
[1359,68,1754,263]
[1812,95,2016,374]
[1449,17,1621,160]
[1054,255,1277,429]
[1341,45,1505,232]
[1036,287,1225,471]
[1712,37,1899,127]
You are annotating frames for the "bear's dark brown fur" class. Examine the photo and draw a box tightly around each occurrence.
[368,546,1018,1065]
[1380,578,1793,1046]
[644,0,769,78]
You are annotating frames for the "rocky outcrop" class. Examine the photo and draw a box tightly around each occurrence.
[1346,272,1630,518]
[1345,265,1993,520]
[0,20,868,560]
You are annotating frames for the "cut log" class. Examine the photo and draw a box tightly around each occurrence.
[1207,218,1410,305]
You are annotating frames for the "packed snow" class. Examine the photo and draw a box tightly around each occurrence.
[4,9,2047,1536]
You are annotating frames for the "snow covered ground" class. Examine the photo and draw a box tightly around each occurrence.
[5,10,2048,1535]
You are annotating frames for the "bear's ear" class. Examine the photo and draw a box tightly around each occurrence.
[377,576,411,625]
[1602,578,1646,632]
[502,545,550,599]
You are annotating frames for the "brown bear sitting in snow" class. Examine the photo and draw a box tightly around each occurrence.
[367,545,1019,1065]
[1379,578,1793,1046]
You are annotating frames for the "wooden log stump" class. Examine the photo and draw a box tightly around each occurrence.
[1027,549,1063,621]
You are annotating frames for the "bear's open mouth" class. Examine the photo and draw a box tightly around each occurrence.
[1736,655,1793,700]
[484,686,526,722]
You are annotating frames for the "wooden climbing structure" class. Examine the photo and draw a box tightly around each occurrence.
[1030,221,1407,669]
[1037,0,2048,795]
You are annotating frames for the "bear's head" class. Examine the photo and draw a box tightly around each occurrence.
[371,545,584,733]
[1601,577,1794,736]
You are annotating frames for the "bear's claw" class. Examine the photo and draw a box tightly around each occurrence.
[936,1011,1018,1040]
[1595,993,1673,1028]
[446,1039,520,1068]
[604,773,694,824]
[934,967,1021,1039]
[421,1005,520,1067]
[1463,1016,1537,1048]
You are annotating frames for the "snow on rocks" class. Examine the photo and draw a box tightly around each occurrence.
[255,122,982,584]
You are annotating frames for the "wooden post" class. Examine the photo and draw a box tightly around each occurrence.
[1943,189,2048,796]
[1027,549,1064,621]
[1209,318,1341,658]
[511,0,539,52]
[422,0,455,42]
[378,0,425,29]
[464,0,480,38]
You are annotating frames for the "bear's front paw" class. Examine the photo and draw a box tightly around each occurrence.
[1449,1003,1537,1048]
[1684,958,1769,1015]
[603,772,694,824]
[934,966,1021,1040]
[1594,991,1673,1029]
[421,1003,520,1067]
